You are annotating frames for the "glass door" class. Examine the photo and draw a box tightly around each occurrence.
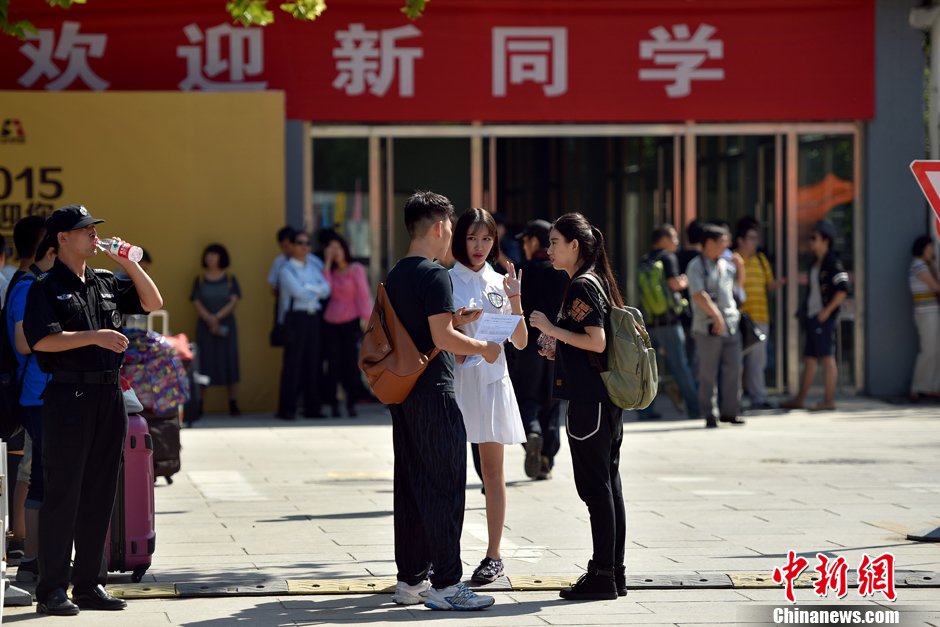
[694,134,783,391]
[312,137,372,264]
[385,137,472,264]
[493,135,678,305]
[793,133,858,391]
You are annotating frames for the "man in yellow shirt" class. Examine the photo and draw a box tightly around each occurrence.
[735,219,786,409]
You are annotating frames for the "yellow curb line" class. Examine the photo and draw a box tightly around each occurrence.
[100,572,940,600]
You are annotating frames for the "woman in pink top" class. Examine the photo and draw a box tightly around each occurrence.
[322,232,374,417]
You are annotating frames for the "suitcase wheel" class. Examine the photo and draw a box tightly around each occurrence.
[131,566,149,583]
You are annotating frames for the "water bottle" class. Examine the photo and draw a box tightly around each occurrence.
[96,238,144,263]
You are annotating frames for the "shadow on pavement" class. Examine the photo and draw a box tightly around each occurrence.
[304,510,393,521]
[178,596,566,626]
[727,541,919,560]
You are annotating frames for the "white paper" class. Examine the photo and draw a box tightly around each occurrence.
[456,313,522,369]
[472,313,523,343]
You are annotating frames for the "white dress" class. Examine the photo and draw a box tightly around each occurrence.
[450,262,526,445]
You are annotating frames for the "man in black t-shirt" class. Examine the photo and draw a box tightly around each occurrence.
[384,191,500,612]
[637,225,700,420]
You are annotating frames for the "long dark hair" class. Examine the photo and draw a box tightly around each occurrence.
[552,212,624,308]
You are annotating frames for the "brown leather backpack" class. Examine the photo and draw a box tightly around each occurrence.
[358,283,441,404]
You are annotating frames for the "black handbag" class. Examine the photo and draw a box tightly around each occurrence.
[739,312,767,354]
[269,297,293,347]
[269,324,289,347]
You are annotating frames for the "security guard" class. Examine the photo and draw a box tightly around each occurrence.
[23,205,163,616]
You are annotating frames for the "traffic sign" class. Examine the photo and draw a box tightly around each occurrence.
[910,160,940,224]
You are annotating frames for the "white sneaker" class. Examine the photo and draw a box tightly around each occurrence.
[424,582,495,611]
[391,579,430,605]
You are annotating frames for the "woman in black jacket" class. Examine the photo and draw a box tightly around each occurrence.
[530,212,626,601]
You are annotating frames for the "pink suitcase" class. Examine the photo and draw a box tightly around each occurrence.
[106,414,156,582]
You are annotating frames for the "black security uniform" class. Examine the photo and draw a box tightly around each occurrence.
[24,258,145,601]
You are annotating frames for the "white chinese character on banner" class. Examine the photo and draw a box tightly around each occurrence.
[638,23,724,98]
[332,23,424,97]
[18,21,109,91]
[177,23,267,91]
[492,27,567,97]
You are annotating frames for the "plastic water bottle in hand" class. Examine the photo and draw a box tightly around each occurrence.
[96,238,144,263]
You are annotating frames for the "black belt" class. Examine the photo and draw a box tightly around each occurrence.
[52,370,120,385]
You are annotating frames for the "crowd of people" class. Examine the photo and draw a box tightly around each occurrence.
[1,197,937,616]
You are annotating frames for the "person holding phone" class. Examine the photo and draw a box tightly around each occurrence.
[449,208,527,585]
[384,193,500,611]
[529,212,626,601]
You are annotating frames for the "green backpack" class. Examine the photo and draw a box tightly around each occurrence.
[581,274,659,410]
[637,256,687,322]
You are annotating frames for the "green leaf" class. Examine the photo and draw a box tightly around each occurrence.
[280,0,326,22]
[47,0,87,8]
[401,0,428,20]
[2,18,37,39]
[226,0,274,27]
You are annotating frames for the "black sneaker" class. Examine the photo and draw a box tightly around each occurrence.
[560,561,618,601]
[523,432,543,478]
[536,455,553,480]
[615,565,627,597]
[470,556,505,584]
[15,557,39,583]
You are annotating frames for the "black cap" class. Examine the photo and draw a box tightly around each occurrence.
[45,204,104,238]
[813,219,836,243]
[516,219,552,247]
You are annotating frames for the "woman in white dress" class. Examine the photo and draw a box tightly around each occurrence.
[450,208,528,584]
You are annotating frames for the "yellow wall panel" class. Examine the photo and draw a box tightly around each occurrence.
[0,91,285,412]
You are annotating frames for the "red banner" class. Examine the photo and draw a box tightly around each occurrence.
[0,0,874,122]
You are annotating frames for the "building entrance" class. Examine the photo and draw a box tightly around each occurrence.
[309,124,861,397]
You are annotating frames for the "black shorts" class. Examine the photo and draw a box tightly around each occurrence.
[803,315,837,358]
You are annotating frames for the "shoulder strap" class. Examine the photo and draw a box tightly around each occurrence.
[376,283,440,362]
[757,252,771,278]
[698,253,721,299]
[579,273,610,307]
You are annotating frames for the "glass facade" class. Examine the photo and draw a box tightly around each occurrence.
[311,124,860,396]
[796,134,857,388]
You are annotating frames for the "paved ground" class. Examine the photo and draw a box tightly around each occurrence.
[4,396,939,625]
